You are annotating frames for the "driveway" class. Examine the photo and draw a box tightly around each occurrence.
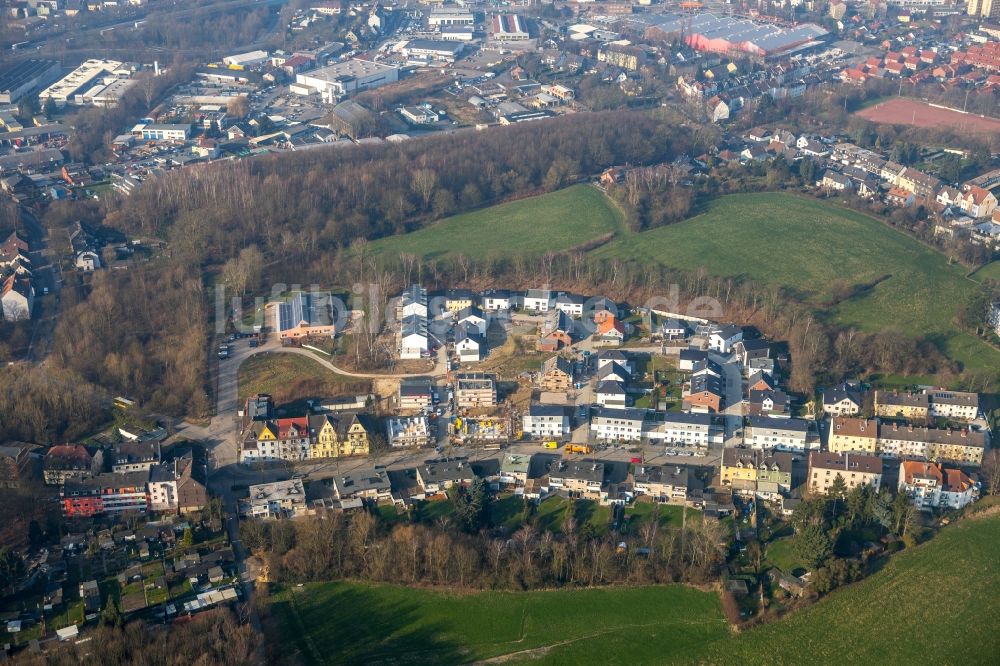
[711,351,744,446]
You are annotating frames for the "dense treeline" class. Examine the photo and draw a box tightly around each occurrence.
[606,165,698,231]
[49,265,211,418]
[241,499,726,590]
[13,607,257,666]
[103,111,713,276]
[0,365,108,443]
[99,6,272,53]
[32,111,706,422]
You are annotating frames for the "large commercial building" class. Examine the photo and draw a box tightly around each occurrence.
[38,59,134,108]
[131,123,191,142]
[0,59,60,104]
[223,50,270,68]
[428,7,474,26]
[643,13,827,58]
[274,291,337,340]
[491,14,530,41]
[294,59,399,101]
[402,39,465,62]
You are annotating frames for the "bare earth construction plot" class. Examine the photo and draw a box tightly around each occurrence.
[856,97,1000,133]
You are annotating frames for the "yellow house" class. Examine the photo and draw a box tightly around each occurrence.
[927,429,986,467]
[720,449,759,486]
[828,417,878,454]
[444,290,474,314]
[308,415,340,459]
[307,413,372,459]
[874,391,929,420]
[340,414,371,457]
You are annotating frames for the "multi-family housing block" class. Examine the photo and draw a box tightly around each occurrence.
[522,404,570,440]
[720,448,793,499]
[745,416,814,452]
[897,460,977,511]
[828,417,879,454]
[548,459,606,501]
[877,423,986,467]
[808,451,883,495]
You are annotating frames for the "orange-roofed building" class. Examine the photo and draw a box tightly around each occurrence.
[594,315,626,347]
[959,185,998,219]
[897,460,978,510]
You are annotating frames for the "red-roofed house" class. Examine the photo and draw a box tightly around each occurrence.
[959,186,998,218]
[898,460,977,510]
[594,315,626,347]
[887,187,915,207]
[885,61,905,75]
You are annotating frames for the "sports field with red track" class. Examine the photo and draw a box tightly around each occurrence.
[856,97,1000,133]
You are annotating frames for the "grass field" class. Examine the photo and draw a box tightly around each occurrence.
[271,582,728,666]
[237,353,369,403]
[703,512,1000,665]
[972,260,1000,283]
[368,185,998,378]
[271,513,1000,665]
[369,185,625,260]
[591,193,997,376]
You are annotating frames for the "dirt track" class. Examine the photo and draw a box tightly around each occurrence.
[856,97,1000,134]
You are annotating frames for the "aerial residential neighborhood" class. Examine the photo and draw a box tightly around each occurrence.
[1,0,1000,662]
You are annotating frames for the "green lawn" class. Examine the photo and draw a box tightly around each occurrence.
[623,502,700,533]
[972,260,1000,283]
[490,494,529,532]
[268,513,1000,665]
[271,582,728,666]
[49,600,85,630]
[592,193,998,378]
[765,537,807,576]
[369,184,624,260]
[529,496,611,536]
[237,353,368,403]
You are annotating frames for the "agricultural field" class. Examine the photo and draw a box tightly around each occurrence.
[592,193,998,376]
[237,353,369,404]
[269,513,1000,665]
[369,185,624,260]
[855,97,1000,134]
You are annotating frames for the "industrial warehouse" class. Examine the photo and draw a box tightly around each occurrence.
[641,13,828,58]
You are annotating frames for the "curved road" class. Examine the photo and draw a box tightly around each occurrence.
[174,333,447,473]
